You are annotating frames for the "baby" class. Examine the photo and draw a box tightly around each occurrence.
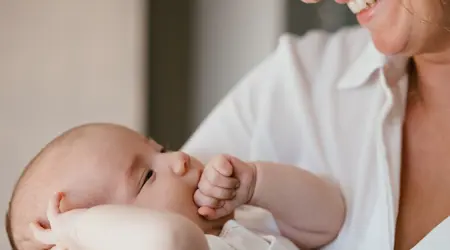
[6,123,346,250]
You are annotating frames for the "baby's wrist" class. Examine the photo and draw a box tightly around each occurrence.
[245,162,258,205]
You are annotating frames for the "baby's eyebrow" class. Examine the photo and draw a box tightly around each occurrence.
[129,155,141,170]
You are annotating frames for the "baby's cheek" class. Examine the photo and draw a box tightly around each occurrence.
[133,193,154,209]
[60,192,110,212]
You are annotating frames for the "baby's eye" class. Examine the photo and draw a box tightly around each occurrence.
[144,170,154,184]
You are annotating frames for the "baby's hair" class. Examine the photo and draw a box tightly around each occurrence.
[5,149,46,250]
[5,123,139,249]
[6,211,18,250]
[5,124,94,249]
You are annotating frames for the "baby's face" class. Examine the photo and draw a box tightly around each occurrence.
[55,128,206,228]
[131,145,205,223]
[11,125,231,250]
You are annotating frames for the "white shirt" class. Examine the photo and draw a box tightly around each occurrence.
[207,207,298,250]
[181,26,450,250]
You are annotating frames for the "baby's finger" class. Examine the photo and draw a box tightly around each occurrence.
[198,179,236,200]
[29,222,57,245]
[204,167,240,189]
[209,155,234,177]
[194,190,223,208]
[198,206,216,219]
[204,204,234,221]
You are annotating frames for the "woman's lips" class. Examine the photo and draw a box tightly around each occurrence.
[347,0,377,14]
[302,0,349,4]
[355,0,381,25]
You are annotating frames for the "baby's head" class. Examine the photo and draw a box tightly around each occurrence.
[6,123,229,250]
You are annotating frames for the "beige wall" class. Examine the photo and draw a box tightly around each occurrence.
[0,1,146,248]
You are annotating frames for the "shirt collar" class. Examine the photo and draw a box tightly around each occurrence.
[336,40,409,90]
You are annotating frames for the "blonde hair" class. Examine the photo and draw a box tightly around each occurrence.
[5,123,123,249]
[400,0,450,32]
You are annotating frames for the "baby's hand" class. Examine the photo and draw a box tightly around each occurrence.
[29,192,86,249]
[194,155,256,220]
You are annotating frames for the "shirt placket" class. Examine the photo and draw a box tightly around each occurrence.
[376,65,409,249]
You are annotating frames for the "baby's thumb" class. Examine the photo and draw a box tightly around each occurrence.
[198,206,216,220]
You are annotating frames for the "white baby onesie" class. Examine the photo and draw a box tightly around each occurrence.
[206,205,299,250]
[206,220,298,250]
[31,200,298,250]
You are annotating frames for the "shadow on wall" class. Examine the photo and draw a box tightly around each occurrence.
[287,0,357,35]
[147,0,358,150]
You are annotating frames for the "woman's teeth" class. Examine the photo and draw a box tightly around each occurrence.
[347,0,376,14]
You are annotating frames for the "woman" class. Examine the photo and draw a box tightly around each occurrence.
[182,0,450,249]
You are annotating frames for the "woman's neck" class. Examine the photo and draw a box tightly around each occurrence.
[410,51,450,113]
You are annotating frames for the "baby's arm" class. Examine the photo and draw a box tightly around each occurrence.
[249,161,346,249]
[196,156,345,249]
[31,193,209,250]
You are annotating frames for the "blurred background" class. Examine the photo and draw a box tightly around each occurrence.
[0,0,356,247]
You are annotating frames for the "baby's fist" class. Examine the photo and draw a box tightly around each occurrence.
[194,155,256,220]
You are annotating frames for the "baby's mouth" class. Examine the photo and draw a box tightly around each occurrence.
[347,0,377,14]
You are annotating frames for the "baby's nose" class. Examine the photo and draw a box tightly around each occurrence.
[171,152,190,175]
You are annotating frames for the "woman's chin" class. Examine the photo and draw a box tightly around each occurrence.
[365,5,418,56]
[371,32,409,56]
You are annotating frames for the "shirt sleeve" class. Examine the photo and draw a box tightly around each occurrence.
[181,46,281,163]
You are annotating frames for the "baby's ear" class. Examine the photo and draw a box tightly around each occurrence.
[29,221,57,245]
[58,193,71,213]
[57,191,90,212]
